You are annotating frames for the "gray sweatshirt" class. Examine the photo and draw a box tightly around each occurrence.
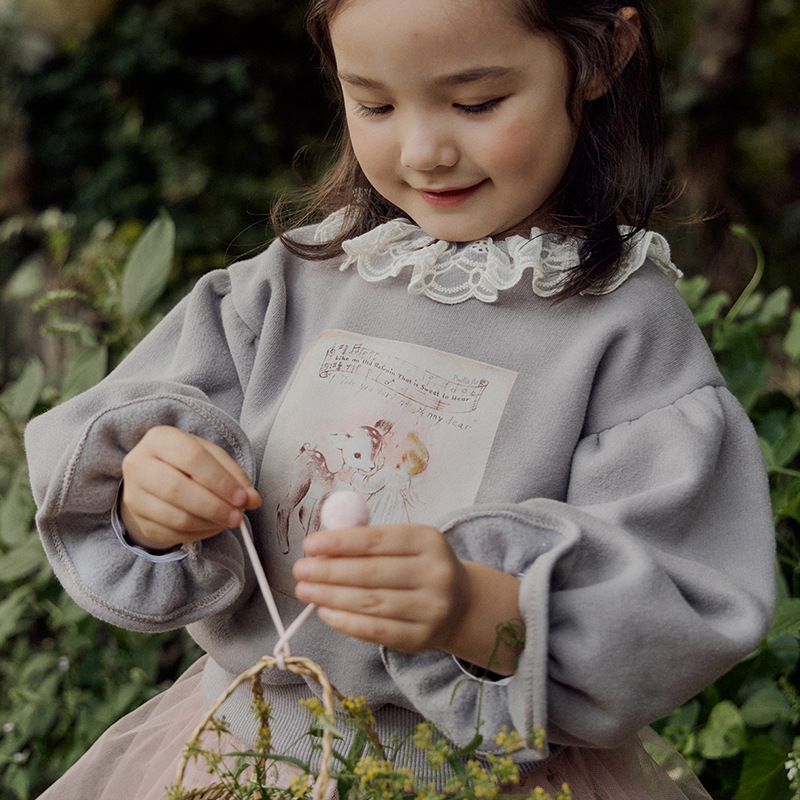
[25,220,776,767]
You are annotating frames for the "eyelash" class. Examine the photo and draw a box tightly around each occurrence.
[354,97,504,118]
[356,104,393,117]
[454,98,504,115]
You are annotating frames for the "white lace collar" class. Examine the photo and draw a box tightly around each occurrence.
[316,210,681,305]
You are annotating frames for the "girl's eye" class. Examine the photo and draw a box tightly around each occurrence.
[356,104,393,118]
[454,97,504,115]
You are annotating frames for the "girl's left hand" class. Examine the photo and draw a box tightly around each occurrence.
[293,523,467,654]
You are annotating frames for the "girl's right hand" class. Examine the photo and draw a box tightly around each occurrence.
[119,426,261,552]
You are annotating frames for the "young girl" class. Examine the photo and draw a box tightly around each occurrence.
[26,0,776,798]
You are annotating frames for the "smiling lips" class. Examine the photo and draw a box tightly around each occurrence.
[416,180,487,207]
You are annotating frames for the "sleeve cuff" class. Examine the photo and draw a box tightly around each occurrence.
[452,656,513,686]
[111,483,188,563]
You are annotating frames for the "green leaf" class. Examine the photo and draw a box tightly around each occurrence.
[740,685,797,727]
[760,438,776,472]
[0,537,47,583]
[771,477,800,523]
[697,701,747,759]
[713,325,770,411]
[757,287,791,326]
[11,765,32,800]
[766,598,800,641]
[0,465,36,547]
[2,259,45,301]
[0,359,45,421]
[0,586,33,646]
[732,735,792,800]
[783,309,800,361]
[120,213,175,319]
[677,275,711,311]
[694,291,732,327]
[60,341,108,401]
[770,414,800,468]
[739,290,765,320]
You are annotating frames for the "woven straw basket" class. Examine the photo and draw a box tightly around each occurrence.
[170,654,382,800]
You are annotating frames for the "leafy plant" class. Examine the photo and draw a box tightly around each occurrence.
[167,667,567,800]
[0,210,202,800]
[655,226,800,800]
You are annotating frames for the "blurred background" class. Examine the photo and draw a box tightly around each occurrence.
[0,2,799,799]
[1,0,799,297]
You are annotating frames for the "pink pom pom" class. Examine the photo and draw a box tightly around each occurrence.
[320,491,370,530]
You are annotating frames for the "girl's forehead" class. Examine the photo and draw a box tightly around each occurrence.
[330,0,520,35]
[329,0,538,70]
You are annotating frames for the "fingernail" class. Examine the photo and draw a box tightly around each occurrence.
[228,509,242,528]
[232,488,246,506]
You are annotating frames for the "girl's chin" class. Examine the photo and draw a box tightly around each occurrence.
[414,221,533,243]
[404,208,542,242]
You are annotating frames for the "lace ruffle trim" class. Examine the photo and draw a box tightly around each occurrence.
[316,210,682,305]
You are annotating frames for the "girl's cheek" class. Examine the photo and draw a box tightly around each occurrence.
[481,117,537,169]
[348,121,393,175]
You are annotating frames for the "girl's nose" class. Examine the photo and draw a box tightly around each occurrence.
[400,121,458,172]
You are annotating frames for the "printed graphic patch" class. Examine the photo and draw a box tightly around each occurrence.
[259,330,517,594]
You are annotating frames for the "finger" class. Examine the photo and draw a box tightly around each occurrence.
[303,524,434,557]
[193,436,261,508]
[125,492,226,544]
[314,607,433,653]
[125,458,247,531]
[295,581,437,622]
[138,427,257,508]
[293,555,421,590]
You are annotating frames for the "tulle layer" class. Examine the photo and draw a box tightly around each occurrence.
[36,657,711,800]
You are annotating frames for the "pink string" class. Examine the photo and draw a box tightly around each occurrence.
[238,491,370,669]
[238,519,307,669]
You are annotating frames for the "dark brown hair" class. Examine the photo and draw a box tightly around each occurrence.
[273,0,665,300]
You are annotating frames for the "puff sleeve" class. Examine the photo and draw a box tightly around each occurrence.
[382,384,775,757]
[24,251,281,632]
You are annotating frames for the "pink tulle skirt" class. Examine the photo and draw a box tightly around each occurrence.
[35,657,712,800]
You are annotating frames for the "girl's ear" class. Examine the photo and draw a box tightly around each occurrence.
[585,7,642,101]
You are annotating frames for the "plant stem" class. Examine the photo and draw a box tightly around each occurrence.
[725,225,765,323]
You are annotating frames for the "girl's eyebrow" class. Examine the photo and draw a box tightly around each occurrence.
[338,65,516,90]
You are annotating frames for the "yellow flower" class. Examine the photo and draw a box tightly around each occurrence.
[527,724,547,751]
[395,766,417,792]
[288,772,314,798]
[493,725,525,754]
[299,696,325,716]
[354,754,394,782]
[164,784,189,800]
[413,722,435,750]
[341,695,376,726]
[527,785,571,800]
[207,715,231,735]
[425,739,452,770]
[463,759,500,799]
[413,787,446,800]
[486,754,520,785]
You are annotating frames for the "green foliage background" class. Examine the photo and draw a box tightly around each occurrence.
[0,1,799,799]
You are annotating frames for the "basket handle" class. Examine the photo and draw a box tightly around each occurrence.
[173,655,337,800]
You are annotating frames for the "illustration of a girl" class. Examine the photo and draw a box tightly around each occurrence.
[347,431,429,524]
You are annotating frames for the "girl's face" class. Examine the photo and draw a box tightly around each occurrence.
[329,0,579,242]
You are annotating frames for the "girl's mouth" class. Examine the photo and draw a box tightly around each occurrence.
[417,180,487,207]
